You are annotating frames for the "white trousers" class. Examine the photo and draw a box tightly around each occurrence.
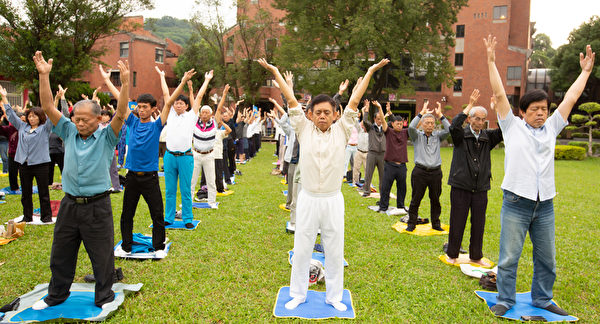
[290,190,344,304]
[191,150,216,204]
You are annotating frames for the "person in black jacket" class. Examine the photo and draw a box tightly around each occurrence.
[446,89,502,267]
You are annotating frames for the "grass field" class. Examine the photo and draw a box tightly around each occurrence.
[0,143,599,323]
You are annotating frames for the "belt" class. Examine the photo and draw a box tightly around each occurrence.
[130,171,157,176]
[65,191,109,204]
[167,150,192,157]
[358,149,368,153]
[193,147,214,154]
[348,143,358,146]
[415,163,441,171]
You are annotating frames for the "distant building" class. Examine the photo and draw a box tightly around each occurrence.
[80,16,182,106]
[226,0,531,126]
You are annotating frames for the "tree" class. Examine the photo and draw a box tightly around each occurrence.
[551,16,600,102]
[272,0,467,99]
[529,33,556,68]
[145,16,193,46]
[0,0,152,104]
[566,102,600,156]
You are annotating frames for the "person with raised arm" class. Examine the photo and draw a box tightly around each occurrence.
[259,57,389,312]
[484,34,595,317]
[31,52,130,310]
[361,98,386,197]
[445,89,503,267]
[406,100,450,232]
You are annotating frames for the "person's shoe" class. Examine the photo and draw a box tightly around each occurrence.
[0,297,20,312]
[32,299,49,310]
[285,297,305,310]
[544,304,568,316]
[362,192,369,197]
[114,245,130,257]
[185,222,194,229]
[20,217,33,223]
[377,208,387,213]
[164,221,172,226]
[41,218,53,223]
[327,301,347,312]
[154,250,167,258]
[209,202,218,209]
[405,224,416,232]
[83,267,124,283]
[490,304,508,316]
[432,225,444,231]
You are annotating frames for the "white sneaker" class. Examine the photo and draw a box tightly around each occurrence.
[32,299,49,310]
[154,250,167,258]
[209,202,218,209]
[328,301,347,312]
[114,245,129,257]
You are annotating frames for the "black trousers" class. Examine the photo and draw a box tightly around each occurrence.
[379,161,407,210]
[222,140,232,183]
[408,166,443,227]
[227,140,236,176]
[214,159,225,192]
[363,151,384,195]
[8,155,19,191]
[120,171,165,252]
[48,152,64,184]
[46,194,115,307]
[20,162,51,222]
[447,187,488,260]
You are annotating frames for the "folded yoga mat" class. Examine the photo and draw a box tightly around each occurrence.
[32,200,61,218]
[391,221,449,236]
[280,178,287,185]
[439,254,495,268]
[192,202,219,209]
[217,190,234,197]
[114,233,171,259]
[0,186,38,195]
[288,250,349,267]
[1,283,142,323]
[279,203,290,212]
[7,215,56,225]
[150,220,200,230]
[0,201,5,204]
[282,190,288,197]
[475,290,578,322]
[0,237,16,245]
[273,286,355,319]
[461,264,498,279]
[358,191,396,199]
[367,205,406,216]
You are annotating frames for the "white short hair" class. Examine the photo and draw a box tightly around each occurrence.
[469,106,488,117]
[200,105,213,114]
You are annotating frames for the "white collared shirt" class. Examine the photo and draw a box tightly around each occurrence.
[289,105,358,194]
[498,110,567,201]
[164,108,198,152]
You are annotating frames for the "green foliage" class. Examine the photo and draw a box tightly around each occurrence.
[273,0,468,98]
[444,105,453,111]
[0,0,153,106]
[569,102,600,155]
[555,145,586,160]
[529,33,556,68]
[144,16,192,46]
[568,141,600,155]
[551,16,600,102]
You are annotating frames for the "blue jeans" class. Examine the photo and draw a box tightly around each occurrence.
[497,190,556,309]
[164,151,194,224]
[0,139,8,173]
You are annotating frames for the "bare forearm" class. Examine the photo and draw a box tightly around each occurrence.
[39,74,61,124]
[487,62,510,118]
[558,70,592,120]
[102,78,120,98]
[273,70,298,108]
[193,79,211,112]
[348,71,373,110]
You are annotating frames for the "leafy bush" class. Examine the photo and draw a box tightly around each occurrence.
[555,145,586,160]
[568,141,600,155]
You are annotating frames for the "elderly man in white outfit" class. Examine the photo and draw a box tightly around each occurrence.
[259,57,390,312]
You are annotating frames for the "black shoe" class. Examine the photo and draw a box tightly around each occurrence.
[362,192,369,197]
[377,208,387,213]
[490,304,508,316]
[84,267,124,283]
[432,225,444,231]
[185,222,194,229]
[165,221,172,226]
[544,304,568,316]
[0,297,20,312]
[406,224,416,232]
[375,200,380,206]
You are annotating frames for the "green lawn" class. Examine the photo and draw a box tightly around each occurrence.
[1,143,599,323]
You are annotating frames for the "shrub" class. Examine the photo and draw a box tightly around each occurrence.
[568,141,600,155]
[571,132,587,138]
[555,145,586,160]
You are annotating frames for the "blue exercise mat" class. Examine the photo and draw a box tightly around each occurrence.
[0,186,38,195]
[192,202,219,209]
[475,290,578,322]
[273,286,355,319]
[2,283,142,323]
[114,233,172,259]
[151,220,200,230]
[288,250,349,267]
[158,172,164,177]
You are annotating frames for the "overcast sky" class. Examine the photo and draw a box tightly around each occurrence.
[132,0,599,48]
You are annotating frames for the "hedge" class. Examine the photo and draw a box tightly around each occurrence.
[555,145,586,160]
[567,141,600,155]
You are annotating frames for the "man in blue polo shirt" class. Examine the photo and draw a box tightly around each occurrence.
[31,52,129,310]
[99,67,195,257]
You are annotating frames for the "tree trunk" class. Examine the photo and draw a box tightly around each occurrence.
[588,127,593,156]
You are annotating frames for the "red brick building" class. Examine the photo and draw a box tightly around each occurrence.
[227,0,531,125]
[80,16,182,106]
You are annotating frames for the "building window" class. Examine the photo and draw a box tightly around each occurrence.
[110,71,121,87]
[227,37,234,56]
[453,79,463,92]
[507,66,522,80]
[456,25,465,38]
[119,42,129,57]
[454,53,464,66]
[155,48,164,63]
[251,0,258,4]
[0,80,23,106]
[133,71,137,87]
[265,38,277,55]
[493,6,508,20]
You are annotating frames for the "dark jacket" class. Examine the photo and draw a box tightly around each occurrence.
[448,112,503,192]
[363,113,386,153]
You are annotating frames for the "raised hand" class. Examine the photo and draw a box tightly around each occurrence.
[469,89,480,105]
[99,65,111,80]
[182,69,196,82]
[222,84,230,96]
[155,66,165,76]
[0,85,7,98]
[284,71,294,89]
[386,102,392,114]
[363,99,370,112]
[372,100,382,111]
[580,44,596,73]
[187,80,193,91]
[339,79,349,95]
[368,58,390,73]
[92,86,101,103]
[81,93,89,100]
[483,34,496,63]
[420,100,429,115]
[434,101,442,118]
[205,70,214,81]
[58,84,67,99]
[118,60,130,86]
[257,58,278,74]
[33,51,53,75]
[236,99,245,106]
